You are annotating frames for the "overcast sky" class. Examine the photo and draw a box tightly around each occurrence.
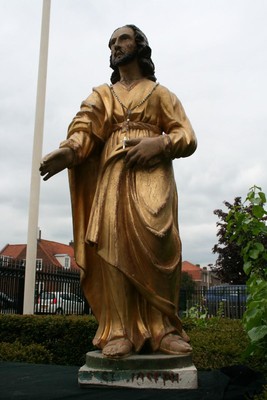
[1,0,266,266]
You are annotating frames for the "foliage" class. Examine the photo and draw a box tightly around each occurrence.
[225,186,267,362]
[186,305,208,326]
[0,340,52,364]
[179,272,197,313]
[181,271,197,295]
[253,385,267,400]
[213,197,248,284]
[188,318,250,370]
[183,317,266,376]
[0,314,266,374]
[0,314,98,366]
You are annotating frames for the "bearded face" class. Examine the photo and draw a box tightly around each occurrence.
[109,27,138,69]
[110,48,138,68]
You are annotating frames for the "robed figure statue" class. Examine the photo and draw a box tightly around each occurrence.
[40,24,197,359]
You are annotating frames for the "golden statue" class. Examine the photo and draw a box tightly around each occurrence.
[40,25,197,359]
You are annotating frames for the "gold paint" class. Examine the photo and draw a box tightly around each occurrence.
[61,79,197,355]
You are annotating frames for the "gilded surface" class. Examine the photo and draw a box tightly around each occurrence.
[61,79,197,352]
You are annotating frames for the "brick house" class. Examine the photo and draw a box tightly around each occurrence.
[182,260,220,289]
[0,238,82,308]
[0,238,79,272]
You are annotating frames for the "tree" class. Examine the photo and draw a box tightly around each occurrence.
[179,271,196,313]
[213,197,247,284]
[181,271,196,296]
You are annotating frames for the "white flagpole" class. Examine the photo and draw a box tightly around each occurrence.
[23,0,51,314]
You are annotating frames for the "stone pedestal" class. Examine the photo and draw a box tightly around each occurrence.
[78,351,198,389]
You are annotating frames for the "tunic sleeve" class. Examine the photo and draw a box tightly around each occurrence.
[159,88,197,159]
[59,87,110,165]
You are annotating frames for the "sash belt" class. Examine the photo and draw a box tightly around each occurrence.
[112,121,162,136]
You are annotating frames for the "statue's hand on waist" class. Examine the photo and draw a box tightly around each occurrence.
[124,136,167,168]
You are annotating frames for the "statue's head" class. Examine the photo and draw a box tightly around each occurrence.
[109,24,156,84]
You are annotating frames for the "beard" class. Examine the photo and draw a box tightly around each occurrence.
[110,49,138,68]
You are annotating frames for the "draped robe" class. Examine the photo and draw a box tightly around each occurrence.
[60,79,197,351]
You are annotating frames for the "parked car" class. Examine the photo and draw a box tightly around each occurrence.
[0,292,17,313]
[35,292,85,315]
[205,284,247,318]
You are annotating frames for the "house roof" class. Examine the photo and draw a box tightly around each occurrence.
[1,242,203,277]
[0,243,26,259]
[38,239,78,270]
[182,260,202,281]
[0,239,79,271]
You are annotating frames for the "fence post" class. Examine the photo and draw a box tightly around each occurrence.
[17,264,25,315]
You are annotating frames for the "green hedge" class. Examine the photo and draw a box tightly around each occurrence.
[0,340,53,364]
[0,314,265,373]
[184,318,250,369]
[0,314,97,366]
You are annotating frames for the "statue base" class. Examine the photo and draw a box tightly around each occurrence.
[78,351,198,389]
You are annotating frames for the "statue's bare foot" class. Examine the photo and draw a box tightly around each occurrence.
[181,329,190,343]
[102,338,133,359]
[159,333,192,355]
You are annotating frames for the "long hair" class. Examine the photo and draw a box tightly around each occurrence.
[109,24,156,84]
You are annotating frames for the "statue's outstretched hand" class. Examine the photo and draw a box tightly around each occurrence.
[39,147,74,181]
[124,136,165,168]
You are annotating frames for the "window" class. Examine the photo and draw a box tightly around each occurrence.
[55,254,71,269]
[64,257,70,269]
[36,259,43,271]
[0,256,12,266]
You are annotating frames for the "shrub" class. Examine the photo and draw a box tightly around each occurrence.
[189,319,248,370]
[0,314,98,365]
[183,316,266,374]
[225,186,267,362]
[0,314,265,373]
[253,385,267,400]
[0,340,52,364]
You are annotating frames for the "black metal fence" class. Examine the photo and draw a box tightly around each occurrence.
[0,259,25,314]
[179,285,247,319]
[0,258,247,318]
[0,258,91,315]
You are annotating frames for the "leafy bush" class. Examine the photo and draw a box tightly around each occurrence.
[185,317,265,374]
[253,385,267,400]
[0,340,53,364]
[0,314,265,374]
[0,314,98,365]
[189,318,248,370]
[226,186,267,362]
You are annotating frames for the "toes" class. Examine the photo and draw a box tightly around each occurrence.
[102,338,133,358]
[159,334,193,355]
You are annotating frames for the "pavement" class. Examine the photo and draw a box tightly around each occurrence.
[0,362,265,400]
